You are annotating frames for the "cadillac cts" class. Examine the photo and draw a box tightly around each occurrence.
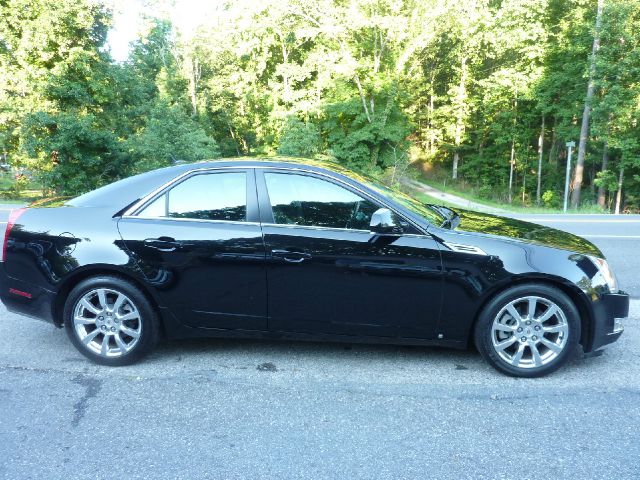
[0,158,629,377]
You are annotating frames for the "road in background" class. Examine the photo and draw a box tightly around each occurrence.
[0,204,20,225]
[509,214,640,298]
[403,178,507,213]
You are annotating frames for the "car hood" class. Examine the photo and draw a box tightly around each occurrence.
[451,209,603,257]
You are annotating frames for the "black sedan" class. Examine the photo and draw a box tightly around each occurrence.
[0,158,629,377]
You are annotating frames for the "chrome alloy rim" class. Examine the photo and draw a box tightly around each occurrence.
[73,288,142,357]
[491,296,569,369]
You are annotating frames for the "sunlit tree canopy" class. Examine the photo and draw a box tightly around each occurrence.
[0,0,638,211]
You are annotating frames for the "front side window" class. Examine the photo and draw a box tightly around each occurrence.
[265,172,379,230]
[139,172,246,222]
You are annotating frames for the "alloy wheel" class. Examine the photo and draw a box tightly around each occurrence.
[491,296,569,369]
[72,288,142,358]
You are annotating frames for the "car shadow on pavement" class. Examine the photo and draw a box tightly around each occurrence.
[0,308,619,385]
[145,335,590,382]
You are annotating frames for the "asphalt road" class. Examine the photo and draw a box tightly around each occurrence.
[1,207,639,479]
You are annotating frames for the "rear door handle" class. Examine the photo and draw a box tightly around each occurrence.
[143,237,180,252]
[271,249,312,263]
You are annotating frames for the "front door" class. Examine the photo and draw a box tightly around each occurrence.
[118,169,267,330]
[258,170,443,339]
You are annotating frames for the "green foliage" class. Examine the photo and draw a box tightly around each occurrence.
[542,190,558,208]
[594,170,618,193]
[277,117,322,157]
[127,103,220,173]
[0,173,29,198]
[1,0,640,210]
[23,111,124,194]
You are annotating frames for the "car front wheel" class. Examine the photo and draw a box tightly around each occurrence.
[474,284,581,377]
[64,276,159,366]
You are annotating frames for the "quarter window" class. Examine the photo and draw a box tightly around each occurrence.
[265,172,379,230]
[139,172,247,222]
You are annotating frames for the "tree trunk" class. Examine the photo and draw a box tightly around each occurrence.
[354,75,372,123]
[570,0,604,208]
[452,152,460,180]
[549,115,558,165]
[508,137,515,204]
[188,57,200,117]
[370,79,399,167]
[508,92,518,204]
[452,57,467,180]
[227,124,241,156]
[281,41,290,103]
[615,164,624,215]
[429,72,435,155]
[597,141,609,208]
[536,114,545,205]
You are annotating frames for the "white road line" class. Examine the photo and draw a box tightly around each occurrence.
[522,219,640,223]
[582,235,640,239]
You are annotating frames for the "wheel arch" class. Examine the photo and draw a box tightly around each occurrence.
[466,275,594,350]
[53,265,163,330]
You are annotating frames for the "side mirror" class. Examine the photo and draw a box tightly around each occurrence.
[370,208,402,235]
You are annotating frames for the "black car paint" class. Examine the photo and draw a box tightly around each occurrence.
[0,158,628,354]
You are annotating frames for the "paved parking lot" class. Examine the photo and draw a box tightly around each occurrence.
[1,211,639,479]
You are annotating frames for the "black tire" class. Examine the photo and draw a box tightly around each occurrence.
[474,284,581,378]
[64,275,159,366]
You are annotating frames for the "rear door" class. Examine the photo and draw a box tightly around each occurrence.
[118,168,268,330]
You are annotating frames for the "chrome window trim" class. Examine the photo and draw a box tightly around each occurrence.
[260,167,428,234]
[261,222,434,239]
[122,164,429,235]
[119,215,432,239]
[123,167,249,218]
[120,216,261,227]
[123,169,192,216]
[259,222,370,234]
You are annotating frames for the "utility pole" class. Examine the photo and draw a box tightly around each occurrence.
[564,141,575,212]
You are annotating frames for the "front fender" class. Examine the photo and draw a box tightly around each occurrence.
[432,229,610,344]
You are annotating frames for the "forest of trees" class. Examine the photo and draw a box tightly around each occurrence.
[0,0,639,211]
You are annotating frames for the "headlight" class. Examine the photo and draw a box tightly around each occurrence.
[588,256,618,292]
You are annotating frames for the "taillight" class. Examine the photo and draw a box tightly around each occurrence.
[1,208,26,262]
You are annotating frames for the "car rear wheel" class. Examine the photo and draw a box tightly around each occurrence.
[64,276,159,366]
[474,284,580,377]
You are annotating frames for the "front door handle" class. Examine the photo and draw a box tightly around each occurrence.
[143,237,179,252]
[271,249,312,263]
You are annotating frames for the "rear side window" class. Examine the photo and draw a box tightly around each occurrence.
[264,172,379,230]
[138,172,247,222]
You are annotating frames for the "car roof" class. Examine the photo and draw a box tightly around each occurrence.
[66,157,365,210]
[185,156,356,176]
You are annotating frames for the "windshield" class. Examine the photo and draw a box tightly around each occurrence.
[362,179,447,226]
